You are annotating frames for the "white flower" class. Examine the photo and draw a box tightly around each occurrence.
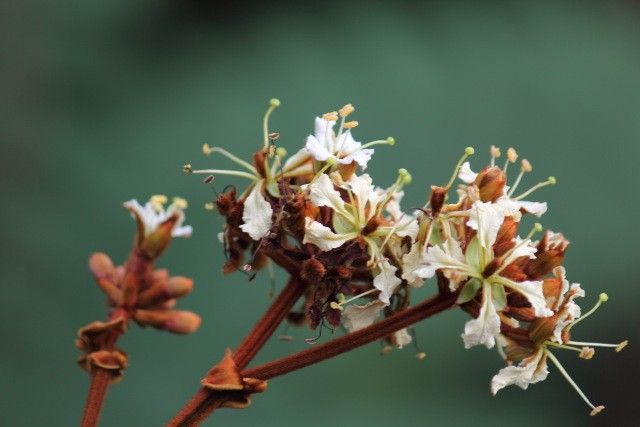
[305,117,374,169]
[491,349,549,395]
[414,201,551,348]
[240,184,274,241]
[401,244,428,287]
[124,195,192,238]
[342,300,385,332]
[458,161,547,218]
[373,259,402,305]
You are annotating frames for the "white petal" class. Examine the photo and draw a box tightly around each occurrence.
[335,129,359,152]
[401,244,426,287]
[313,117,335,145]
[172,225,193,238]
[309,173,346,213]
[283,147,311,171]
[303,218,355,251]
[342,300,385,332]
[423,238,471,279]
[462,282,501,349]
[374,259,402,305]
[497,277,553,318]
[501,237,538,266]
[491,350,548,395]
[305,135,331,162]
[518,201,548,217]
[240,184,273,241]
[466,201,507,251]
[393,328,413,349]
[384,189,404,220]
[394,217,419,240]
[343,148,374,170]
[458,161,478,184]
[344,174,377,214]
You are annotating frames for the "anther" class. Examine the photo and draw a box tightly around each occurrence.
[204,202,215,211]
[172,197,188,209]
[339,103,355,117]
[416,352,427,360]
[242,264,253,272]
[507,147,518,163]
[203,175,215,184]
[490,145,501,158]
[579,347,595,360]
[616,340,628,352]
[150,195,168,211]
[183,163,193,173]
[268,132,280,141]
[322,111,338,121]
[590,406,605,416]
[329,301,344,311]
[202,143,212,155]
[269,98,281,107]
[343,120,359,129]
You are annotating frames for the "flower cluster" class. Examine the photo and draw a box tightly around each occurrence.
[186,101,627,415]
[76,196,200,382]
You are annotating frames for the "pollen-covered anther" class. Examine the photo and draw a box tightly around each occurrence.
[490,145,501,158]
[183,163,193,173]
[329,301,344,311]
[507,147,518,163]
[579,347,595,360]
[590,406,605,416]
[339,103,355,117]
[268,132,280,141]
[616,340,628,352]
[204,202,215,211]
[202,143,213,155]
[150,194,168,211]
[172,197,188,210]
[521,159,532,173]
[242,264,253,272]
[322,111,338,121]
[416,352,427,360]
[343,120,359,129]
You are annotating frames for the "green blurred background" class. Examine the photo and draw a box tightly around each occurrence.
[2,1,639,425]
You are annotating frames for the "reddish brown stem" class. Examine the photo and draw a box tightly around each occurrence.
[80,369,112,427]
[243,292,457,380]
[167,276,306,426]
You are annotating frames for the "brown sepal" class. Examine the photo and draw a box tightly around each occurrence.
[201,349,268,409]
[78,349,129,383]
[76,318,127,353]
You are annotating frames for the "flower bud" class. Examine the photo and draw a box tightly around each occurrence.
[300,257,326,283]
[134,309,201,334]
[523,231,570,279]
[474,167,506,202]
[429,186,447,216]
[89,253,121,304]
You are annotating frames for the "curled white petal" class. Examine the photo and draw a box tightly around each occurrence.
[518,200,548,217]
[466,201,507,250]
[240,184,273,241]
[374,259,402,305]
[309,173,346,213]
[401,244,426,287]
[423,238,471,280]
[306,135,331,162]
[462,282,501,349]
[303,218,355,251]
[342,300,385,332]
[344,148,374,170]
[458,161,478,184]
[501,237,538,266]
[491,350,549,395]
[496,277,553,318]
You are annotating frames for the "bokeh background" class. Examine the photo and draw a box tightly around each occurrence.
[2,1,639,426]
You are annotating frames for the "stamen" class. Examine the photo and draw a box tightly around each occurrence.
[333,288,379,310]
[263,98,281,150]
[567,340,628,352]
[490,145,501,166]
[322,111,338,121]
[343,137,395,156]
[339,103,355,117]
[513,176,556,201]
[546,350,603,415]
[579,347,595,360]
[187,168,258,181]
[201,145,257,173]
[507,159,532,197]
[172,197,188,210]
[309,157,337,183]
[503,147,518,174]
[566,293,608,332]
[343,120,359,129]
[445,147,475,189]
[376,168,412,216]
[149,194,168,211]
